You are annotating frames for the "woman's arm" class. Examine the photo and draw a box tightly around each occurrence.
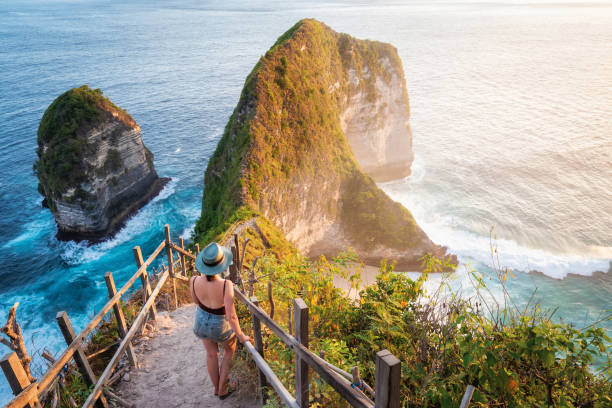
[223,280,250,344]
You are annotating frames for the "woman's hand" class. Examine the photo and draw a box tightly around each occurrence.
[237,333,251,344]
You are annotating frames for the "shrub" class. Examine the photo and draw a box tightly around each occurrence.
[237,250,611,407]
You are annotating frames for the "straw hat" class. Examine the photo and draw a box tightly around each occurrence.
[195,242,233,276]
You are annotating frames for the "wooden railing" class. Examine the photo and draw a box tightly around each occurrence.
[1,226,475,408]
[1,224,195,408]
[223,234,395,408]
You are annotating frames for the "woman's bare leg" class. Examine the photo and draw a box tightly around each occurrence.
[202,339,220,394]
[219,335,237,396]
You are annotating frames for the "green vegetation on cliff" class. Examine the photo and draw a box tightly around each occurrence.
[34,85,136,205]
[195,19,422,253]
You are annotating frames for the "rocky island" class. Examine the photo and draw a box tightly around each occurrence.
[195,19,454,269]
[35,85,169,242]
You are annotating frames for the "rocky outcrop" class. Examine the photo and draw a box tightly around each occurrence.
[196,19,454,270]
[35,86,169,242]
[339,42,413,182]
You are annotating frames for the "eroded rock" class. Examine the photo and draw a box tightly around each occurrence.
[35,86,169,242]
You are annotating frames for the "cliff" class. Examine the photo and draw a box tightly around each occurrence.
[195,19,452,269]
[35,85,169,242]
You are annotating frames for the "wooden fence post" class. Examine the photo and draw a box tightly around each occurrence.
[56,311,107,407]
[229,245,238,283]
[105,272,137,367]
[194,243,201,272]
[179,237,187,276]
[164,224,178,310]
[459,385,475,408]
[250,297,268,403]
[374,350,400,408]
[133,246,157,320]
[0,352,38,408]
[293,298,309,408]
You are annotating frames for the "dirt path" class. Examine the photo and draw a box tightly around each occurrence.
[114,305,258,408]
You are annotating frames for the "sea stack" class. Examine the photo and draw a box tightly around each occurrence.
[35,85,169,242]
[196,19,454,269]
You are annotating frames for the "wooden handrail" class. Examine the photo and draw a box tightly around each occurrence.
[82,269,170,408]
[3,240,167,406]
[460,385,475,408]
[2,229,404,408]
[170,243,196,260]
[243,342,299,408]
[4,382,39,408]
[234,289,374,408]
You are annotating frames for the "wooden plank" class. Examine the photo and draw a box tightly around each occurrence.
[195,243,200,256]
[3,381,40,408]
[179,237,186,276]
[459,385,475,408]
[133,246,157,320]
[56,312,107,408]
[374,350,400,408]
[55,312,97,386]
[0,352,37,408]
[81,270,169,408]
[87,340,120,360]
[294,341,372,408]
[229,245,238,283]
[244,342,299,408]
[164,225,174,278]
[294,298,309,408]
[170,242,196,260]
[104,272,137,367]
[235,289,373,408]
[164,224,178,309]
[250,297,268,403]
[233,234,240,267]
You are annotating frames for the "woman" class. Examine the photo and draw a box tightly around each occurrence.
[190,242,250,399]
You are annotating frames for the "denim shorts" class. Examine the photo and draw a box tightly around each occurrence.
[193,306,233,343]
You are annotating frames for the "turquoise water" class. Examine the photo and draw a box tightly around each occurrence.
[0,0,610,402]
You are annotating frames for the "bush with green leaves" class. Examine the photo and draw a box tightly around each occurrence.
[239,250,611,407]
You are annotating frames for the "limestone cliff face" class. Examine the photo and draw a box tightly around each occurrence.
[339,44,413,182]
[35,86,169,242]
[196,20,453,269]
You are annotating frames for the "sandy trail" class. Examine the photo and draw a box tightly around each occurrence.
[115,305,258,408]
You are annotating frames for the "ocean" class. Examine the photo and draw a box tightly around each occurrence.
[0,0,610,402]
